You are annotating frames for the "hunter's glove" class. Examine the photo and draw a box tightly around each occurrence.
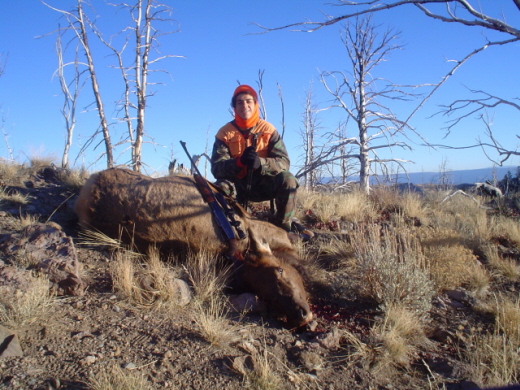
[240,146,261,170]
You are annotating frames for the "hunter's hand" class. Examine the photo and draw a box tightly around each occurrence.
[241,146,261,170]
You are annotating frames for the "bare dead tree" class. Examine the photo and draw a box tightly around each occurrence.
[86,0,180,172]
[435,90,520,164]
[44,0,181,171]
[0,53,6,79]
[432,112,520,166]
[44,0,114,168]
[255,0,520,38]
[277,82,286,139]
[1,112,13,162]
[334,121,356,184]
[319,17,418,193]
[298,85,320,189]
[256,69,267,120]
[55,28,85,169]
[0,54,12,161]
[255,0,520,165]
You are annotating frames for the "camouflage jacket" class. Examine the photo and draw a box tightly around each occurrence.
[211,119,291,181]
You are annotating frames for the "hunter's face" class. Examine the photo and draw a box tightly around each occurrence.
[235,93,255,120]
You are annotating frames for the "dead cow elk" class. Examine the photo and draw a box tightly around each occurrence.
[74,168,312,327]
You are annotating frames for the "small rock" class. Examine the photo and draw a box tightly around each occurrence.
[231,356,254,376]
[314,328,341,350]
[228,293,264,313]
[0,325,23,357]
[294,350,323,372]
[171,277,192,306]
[123,362,136,370]
[305,320,318,332]
[238,341,258,355]
[80,355,96,366]
[446,288,477,307]
[429,327,454,344]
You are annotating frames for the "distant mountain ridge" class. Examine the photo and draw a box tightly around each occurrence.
[341,166,518,185]
[401,166,517,185]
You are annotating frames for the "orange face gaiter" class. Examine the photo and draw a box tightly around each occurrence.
[232,85,260,130]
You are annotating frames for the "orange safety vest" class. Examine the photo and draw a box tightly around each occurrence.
[215,119,276,159]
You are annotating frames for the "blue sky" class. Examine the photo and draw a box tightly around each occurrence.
[0,0,518,178]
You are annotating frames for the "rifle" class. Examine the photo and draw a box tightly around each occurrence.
[179,141,246,260]
[242,132,258,210]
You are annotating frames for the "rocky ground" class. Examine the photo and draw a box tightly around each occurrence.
[0,169,518,389]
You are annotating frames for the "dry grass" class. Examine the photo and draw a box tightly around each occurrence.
[57,167,89,190]
[0,273,55,328]
[464,263,491,297]
[295,187,320,217]
[10,213,42,233]
[26,155,56,174]
[317,236,356,271]
[182,249,231,304]
[0,186,29,205]
[485,245,520,281]
[0,159,23,184]
[109,251,138,301]
[190,295,241,348]
[420,228,484,292]
[371,305,430,371]
[489,216,520,249]
[88,364,155,390]
[109,248,183,310]
[463,330,519,388]
[78,229,130,252]
[309,192,337,223]
[335,189,377,223]
[243,350,281,390]
[428,193,498,251]
[184,250,241,348]
[397,191,428,222]
[464,295,520,386]
[81,230,183,309]
[338,305,429,384]
[493,295,520,346]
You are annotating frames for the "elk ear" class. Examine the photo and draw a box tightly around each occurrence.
[249,235,272,255]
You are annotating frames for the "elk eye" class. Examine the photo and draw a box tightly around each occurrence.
[277,267,284,275]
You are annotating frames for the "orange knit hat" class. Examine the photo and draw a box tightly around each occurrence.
[232,85,260,129]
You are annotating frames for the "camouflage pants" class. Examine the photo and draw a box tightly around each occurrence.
[215,171,298,231]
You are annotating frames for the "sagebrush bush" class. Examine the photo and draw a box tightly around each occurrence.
[351,224,434,316]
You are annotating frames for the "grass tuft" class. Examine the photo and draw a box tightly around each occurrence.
[0,273,55,327]
[88,364,155,390]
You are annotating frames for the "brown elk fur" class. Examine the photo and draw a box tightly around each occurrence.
[74,168,312,327]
